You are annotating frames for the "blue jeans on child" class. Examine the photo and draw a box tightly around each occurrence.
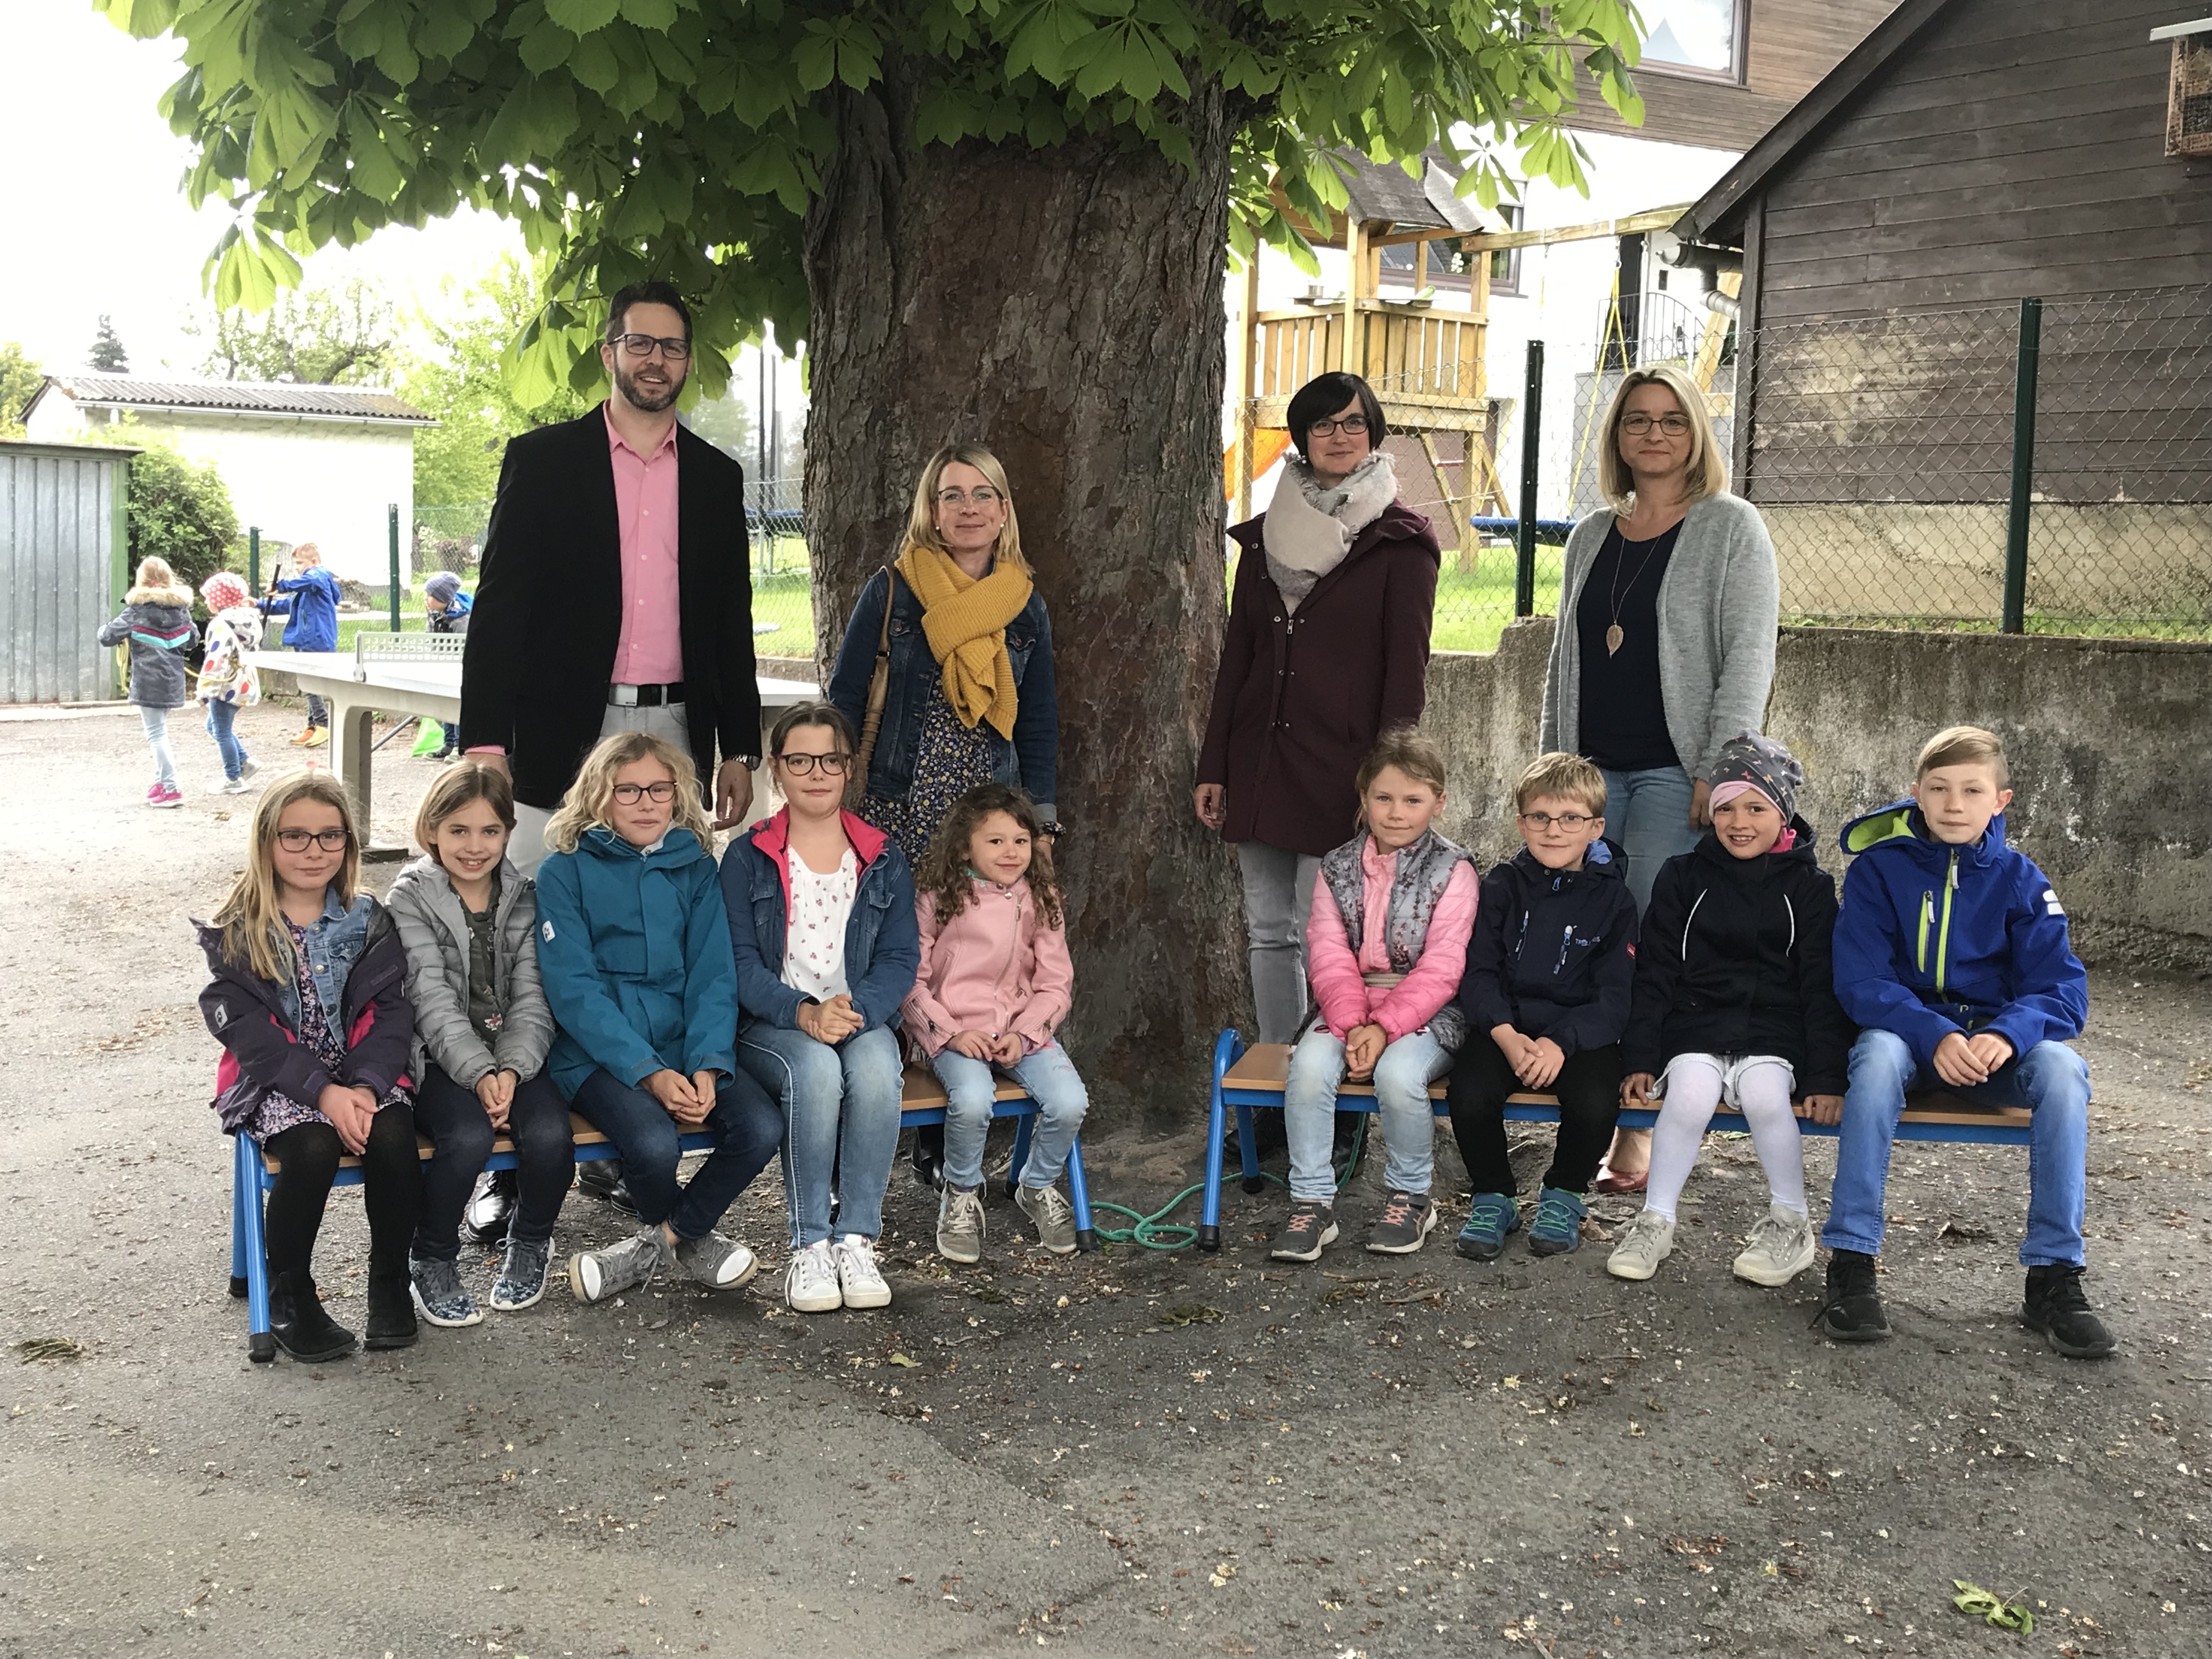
[206,699,251,781]
[139,705,178,788]
[1822,1028,2091,1267]
[738,1023,905,1249]
[1597,765,1701,915]
[568,1066,784,1242]
[1284,1026,1451,1203]
[932,1041,1089,1191]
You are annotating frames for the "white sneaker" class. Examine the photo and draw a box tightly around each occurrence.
[784,1240,842,1313]
[212,777,250,795]
[832,1234,891,1309]
[1733,1203,1816,1287]
[1606,1210,1677,1282]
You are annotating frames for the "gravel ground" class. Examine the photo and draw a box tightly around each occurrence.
[2,697,2208,1659]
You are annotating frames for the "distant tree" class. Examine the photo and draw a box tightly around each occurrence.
[88,316,128,374]
[124,437,242,611]
[188,277,396,383]
[0,342,43,436]
[685,383,755,467]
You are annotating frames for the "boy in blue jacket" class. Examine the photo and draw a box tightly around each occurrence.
[259,541,342,747]
[1816,725,2107,1357]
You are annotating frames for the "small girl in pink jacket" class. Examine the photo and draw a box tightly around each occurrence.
[1269,728,1477,1264]
[905,784,1090,1264]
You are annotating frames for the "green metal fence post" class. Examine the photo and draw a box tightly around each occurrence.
[2001,297,2041,635]
[248,525,260,593]
[388,504,402,633]
[1515,340,1544,618]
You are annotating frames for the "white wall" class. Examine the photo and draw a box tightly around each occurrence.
[24,399,418,588]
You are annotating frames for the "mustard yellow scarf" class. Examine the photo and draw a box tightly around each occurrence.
[895,544,1032,739]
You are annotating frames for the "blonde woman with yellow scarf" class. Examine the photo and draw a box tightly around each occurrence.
[826,444,1062,1188]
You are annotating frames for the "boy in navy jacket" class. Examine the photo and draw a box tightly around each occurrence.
[1816,725,2107,1357]
[1448,753,1638,1261]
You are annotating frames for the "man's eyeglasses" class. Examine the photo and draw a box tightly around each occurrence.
[612,781,678,804]
[1620,412,1691,436]
[610,333,692,362]
[1307,415,1370,437]
[776,752,853,777]
[276,827,351,851]
[935,487,1002,508]
[1519,810,1594,831]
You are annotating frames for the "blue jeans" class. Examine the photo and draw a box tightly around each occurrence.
[206,699,250,781]
[567,1066,784,1242]
[933,1041,1090,1190]
[139,705,177,788]
[1822,1028,2091,1267]
[1284,1026,1450,1202]
[738,1023,905,1248]
[1597,765,1701,915]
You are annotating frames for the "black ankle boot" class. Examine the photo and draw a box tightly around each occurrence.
[269,1271,357,1362]
[364,1261,419,1351]
[2022,1265,2115,1358]
[1812,1250,1890,1342]
[910,1124,946,1192]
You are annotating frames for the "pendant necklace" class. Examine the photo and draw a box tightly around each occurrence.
[1605,524,1669,657]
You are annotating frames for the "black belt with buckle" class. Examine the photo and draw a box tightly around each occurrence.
[608,682,685,708]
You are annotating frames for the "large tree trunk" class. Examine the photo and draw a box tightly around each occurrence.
[804,72,1246,1122]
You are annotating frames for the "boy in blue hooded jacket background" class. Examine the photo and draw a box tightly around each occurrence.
[1816,725,2107,1358]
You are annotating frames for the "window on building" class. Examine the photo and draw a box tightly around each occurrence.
[1376,203,1522,300]
[1639,0,1745,83]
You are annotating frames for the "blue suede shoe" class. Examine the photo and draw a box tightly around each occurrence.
[1528,1187,1588,1256]
[1455,1192,1521,1261]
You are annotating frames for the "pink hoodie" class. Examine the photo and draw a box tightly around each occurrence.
[902,878,1075,1058]
[1305,839,1479,1042]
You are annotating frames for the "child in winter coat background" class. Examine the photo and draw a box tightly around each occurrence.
[905,782,1089,1265]
[196,770,421,1362]
[1607,733,1850,1290]
[417,571,472,760]
[98,556,199,808]
[259,541,341,747]
[196,571,262,793]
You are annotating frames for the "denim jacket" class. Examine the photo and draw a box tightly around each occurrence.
[825,567,1060,821]
[282,889,377,1031]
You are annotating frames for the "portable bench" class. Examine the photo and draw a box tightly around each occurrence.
[1198,1028,2032,1251]
[228,1063,1097,1360]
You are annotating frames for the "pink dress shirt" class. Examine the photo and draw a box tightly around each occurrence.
[606,406,684,687]
[1305,840,1479,1042]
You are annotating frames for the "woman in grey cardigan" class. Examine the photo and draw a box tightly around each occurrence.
[1538,364,1779,1190]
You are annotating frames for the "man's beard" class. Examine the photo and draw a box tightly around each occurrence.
[614,360,682,413]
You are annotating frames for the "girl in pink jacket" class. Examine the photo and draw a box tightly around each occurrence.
[1269,728,1477,1264]
[905,784,1089,1264]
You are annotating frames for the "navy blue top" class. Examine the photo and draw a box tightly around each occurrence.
[1574,521,1681,772]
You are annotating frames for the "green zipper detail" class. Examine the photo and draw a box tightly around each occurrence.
[1916,891,1932,973]
[1934,851,1959,995]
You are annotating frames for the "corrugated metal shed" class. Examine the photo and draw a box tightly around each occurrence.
[0,441,136,703]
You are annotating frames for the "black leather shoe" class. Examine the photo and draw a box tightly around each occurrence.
[460,1169,517,1246]
[911,1125,946,1192]
[1222,1106,1289,1170]
[2022,1265,2115,1358]
[1811,1249,1891,1342]
[269,1271,356,1363]
[363,1263,419,1351]
[576,1159,638,1217]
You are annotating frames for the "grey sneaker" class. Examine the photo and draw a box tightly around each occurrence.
[567,1224,672,1305]
[1268,1201,1339,1263]
[937,1184,986,1263]
[238,755,260,779]
[1364,1190,1437,1255]
[673,1230,759,1291]
[1606,1210,1677,1282]
[1733,1203,1817,1287]
[490,1234,554,1311]
[1015,1183,1077,1255]
[409,1254,483,1327]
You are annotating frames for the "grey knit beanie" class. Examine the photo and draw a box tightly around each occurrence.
[424,571,462,606]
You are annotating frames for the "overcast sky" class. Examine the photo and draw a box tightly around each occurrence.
[3,3,521,379]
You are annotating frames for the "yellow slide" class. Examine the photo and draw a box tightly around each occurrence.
[1223,428,1294,500]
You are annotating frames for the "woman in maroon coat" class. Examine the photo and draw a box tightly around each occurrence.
[1196,371,1443,1050]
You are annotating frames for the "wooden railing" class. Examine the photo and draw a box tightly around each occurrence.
[1252,302,1487,429]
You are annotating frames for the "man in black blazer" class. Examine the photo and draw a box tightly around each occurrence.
[460,280,762,871]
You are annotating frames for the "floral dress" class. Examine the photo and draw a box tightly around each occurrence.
[245,918,410,1144]
[859,678,998,872]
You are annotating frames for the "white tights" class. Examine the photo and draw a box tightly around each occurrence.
[1643,1057,1805,1221]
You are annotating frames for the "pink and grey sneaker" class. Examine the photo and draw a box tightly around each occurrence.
[148,783,183,809]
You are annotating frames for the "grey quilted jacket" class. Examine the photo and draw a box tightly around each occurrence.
[385,855,556,1089]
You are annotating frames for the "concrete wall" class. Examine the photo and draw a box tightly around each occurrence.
[1426,618,2212,972]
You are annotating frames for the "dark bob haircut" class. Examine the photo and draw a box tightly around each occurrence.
[1285,371,1387,460]
[606,280,693,344]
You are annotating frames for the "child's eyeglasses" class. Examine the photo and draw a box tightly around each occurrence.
[275,827,351,851]
[1519,811,1593,831]
[612,782,678,804]
[776,753,853,777]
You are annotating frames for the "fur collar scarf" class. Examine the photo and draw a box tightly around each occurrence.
[1262,450,1397,613]
[125,583,193,608]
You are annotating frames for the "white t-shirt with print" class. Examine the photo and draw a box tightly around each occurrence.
[782,847,859,1003]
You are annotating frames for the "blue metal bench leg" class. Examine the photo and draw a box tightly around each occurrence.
[235,1132,276,1363]
[229,1136,249,1299]
[1003,1111,1036,1201]
[1200,1029,1237,1251]
[1064,1137,1098,1252]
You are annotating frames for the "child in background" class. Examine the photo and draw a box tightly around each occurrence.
[1607,735,1849,1288]
[906,783,1090,1263]
[417,572,471,760]
[536,732,786,1307]
[197,771,421,1361]
[196,572,263,794]
[1269,728,1477,1263]
[1448,752,1637,1261]
[98,556,199,808]
[1819,726,2105,1356]
[386,762,572,1323]
[260,541,341,746]
[726,704,921,1315]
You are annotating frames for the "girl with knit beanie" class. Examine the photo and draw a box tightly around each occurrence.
[198,571,264,794]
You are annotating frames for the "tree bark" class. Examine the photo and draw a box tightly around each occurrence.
[804,72,1248,1122]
